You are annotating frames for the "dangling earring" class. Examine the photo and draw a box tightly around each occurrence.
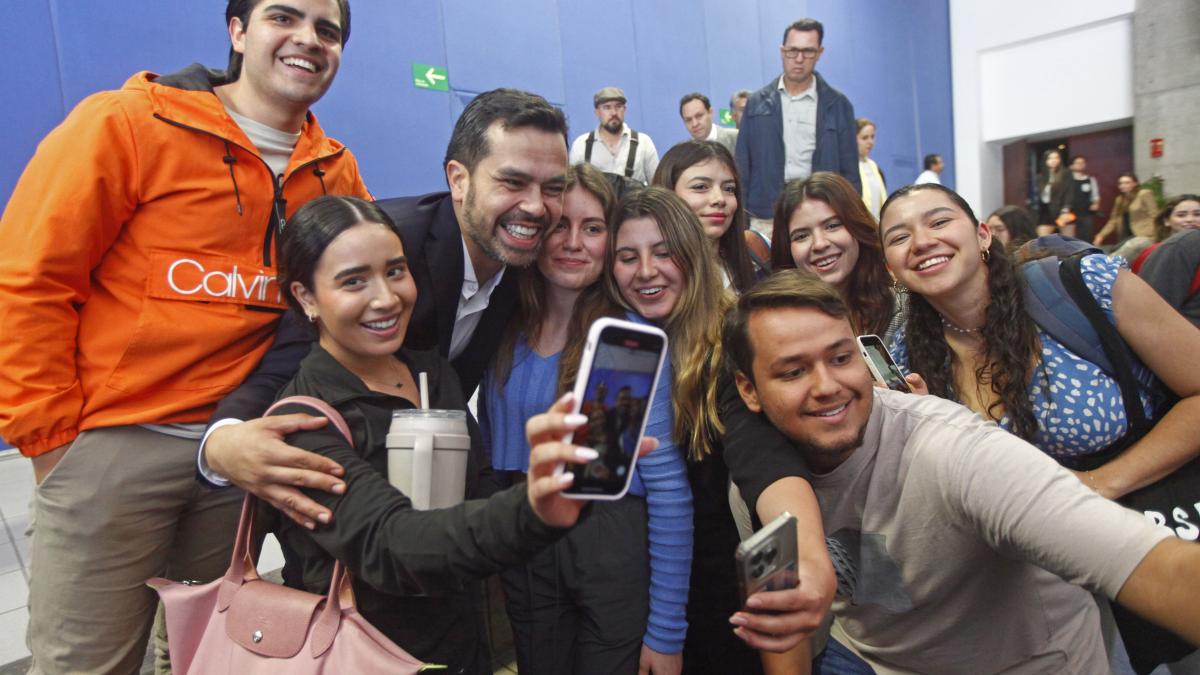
[306,311,318,323]
[980,248,991,263]
[892,278,907,293]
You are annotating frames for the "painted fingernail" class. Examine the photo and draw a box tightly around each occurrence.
[557,392,573,406]
[317,512,331,524]
[746,596,763,609]
[564,413,588,426]
[331,483,345,494]
[557,472,575,485]
[729,614,747,626]
[574,447,599,461]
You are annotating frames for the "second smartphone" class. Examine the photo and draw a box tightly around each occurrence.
[561,317,669,500]
[857,334,911,393]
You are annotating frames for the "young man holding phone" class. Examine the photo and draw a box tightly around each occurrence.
[722,270,1200,672]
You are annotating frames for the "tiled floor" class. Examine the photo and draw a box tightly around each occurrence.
[0,451,31,667]
[0,450,518,674]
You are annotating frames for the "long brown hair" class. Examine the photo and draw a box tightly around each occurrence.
[607,187,731,460]
[653,140,757,292]
[492,163,621,390]
[1154,194,1200,243]
[769,172,895,336]
[880,184,1041,439]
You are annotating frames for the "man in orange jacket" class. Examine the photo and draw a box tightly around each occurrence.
[0,1,369,672]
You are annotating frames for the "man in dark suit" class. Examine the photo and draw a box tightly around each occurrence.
[198,88,569,526]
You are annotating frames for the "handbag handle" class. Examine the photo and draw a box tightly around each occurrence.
[217,395,360,637]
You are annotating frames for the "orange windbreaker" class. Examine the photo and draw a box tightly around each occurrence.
[0,67,371,456]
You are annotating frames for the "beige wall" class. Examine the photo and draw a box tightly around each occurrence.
[1134,0,1200,194]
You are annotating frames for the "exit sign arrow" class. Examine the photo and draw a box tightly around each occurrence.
[412,63,449,92]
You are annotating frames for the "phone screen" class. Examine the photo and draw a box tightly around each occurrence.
[859,335,911,393]
[565,325,665,496]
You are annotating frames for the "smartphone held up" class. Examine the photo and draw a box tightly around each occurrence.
[857,334,912,393]
[736,512,799,602]
[560,318,668,500]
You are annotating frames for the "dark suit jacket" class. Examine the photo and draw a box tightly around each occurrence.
[206,192,519,427]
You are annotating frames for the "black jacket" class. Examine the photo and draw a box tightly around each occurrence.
[206,192,519,427]
[271,343,562,674]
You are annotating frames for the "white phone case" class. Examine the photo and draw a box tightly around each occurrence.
[560,317,668,501]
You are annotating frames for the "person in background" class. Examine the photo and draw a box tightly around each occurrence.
[654,140,766,292]
[771,172,906,343]
[856,118,886,219]
[1097,173,1158,249]
[1063,155,1101,242]
[737,17,860,240]
[1129,194,1200,273]
[986,205,1038,252]
[1036,148,1071,235]
[570,86,660,185]
[730,90,752,128]
[0,1,369,671]
[679,92,738,156]
[914,153,942,185]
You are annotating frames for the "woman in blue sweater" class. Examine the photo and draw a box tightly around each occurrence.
[481,164,693,674]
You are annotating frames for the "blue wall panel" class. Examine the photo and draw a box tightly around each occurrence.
[1,0,954,206]
[311,2,453,196]
[2,0,67,204]
[50,0,224,106]
[632,0,713,150]
[701,0,767,116]
[557,0,641,140]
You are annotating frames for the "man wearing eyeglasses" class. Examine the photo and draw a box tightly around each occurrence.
[735,18,860,239]
[570,86,660,185]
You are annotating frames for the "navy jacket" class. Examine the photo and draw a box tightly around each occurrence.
[735,72,860,219]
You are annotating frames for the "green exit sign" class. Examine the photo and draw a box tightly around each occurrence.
[412,64,448,92]
[718,108,734,127]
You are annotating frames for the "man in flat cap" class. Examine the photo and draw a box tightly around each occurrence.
[570,86,660,185]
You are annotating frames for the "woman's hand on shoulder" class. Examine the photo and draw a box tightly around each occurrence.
[524,393,658,528]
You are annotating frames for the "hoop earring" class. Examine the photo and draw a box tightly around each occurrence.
[980,248,991,263]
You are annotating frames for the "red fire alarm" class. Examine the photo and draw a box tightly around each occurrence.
[1150,138,1164,158]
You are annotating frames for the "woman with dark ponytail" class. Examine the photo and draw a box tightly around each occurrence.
[878,183,1200,498]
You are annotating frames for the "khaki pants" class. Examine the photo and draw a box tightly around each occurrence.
[27,426,243,675]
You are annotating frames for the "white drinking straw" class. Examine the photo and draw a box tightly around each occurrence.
[418,371,430,410]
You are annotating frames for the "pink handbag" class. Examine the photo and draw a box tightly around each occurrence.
[148,396,439,674]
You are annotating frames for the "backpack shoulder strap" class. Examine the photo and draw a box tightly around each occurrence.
[584,131,595,164]
[1021,256,1115,375]
[624,130,640,178]
[1056,253,1152,444]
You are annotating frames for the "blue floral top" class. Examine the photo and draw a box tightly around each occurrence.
[891,254,1155,463]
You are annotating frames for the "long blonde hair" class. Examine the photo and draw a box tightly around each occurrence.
[606,187,732,461]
